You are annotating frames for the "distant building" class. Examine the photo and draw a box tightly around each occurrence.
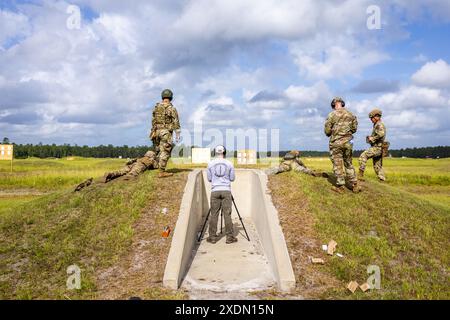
[237,149,257,165]
[191,148,211,164]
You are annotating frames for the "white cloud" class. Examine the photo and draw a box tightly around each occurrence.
[290,38,389,80]
[378,86,448,111]
[285,82,332,107]
[0,10,30,48]
[0,0,449,149]
[95,14,138,54]
[384,110,439,130]
[412,60,450,89]
[172,0,316,41]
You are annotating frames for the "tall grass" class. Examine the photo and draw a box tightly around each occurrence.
[0,158,126,191]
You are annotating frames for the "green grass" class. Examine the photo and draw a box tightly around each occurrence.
[302,157,450,210]
[270,161,450,300]
[0,157,188,300]
[0,171,160,299]
[0,196,42,211]
[0,157,126,191]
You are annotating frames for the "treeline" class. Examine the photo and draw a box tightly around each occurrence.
[386,146,450,159]
[289,146,450,159]
[5,141,450,159]
[12,143,153,159]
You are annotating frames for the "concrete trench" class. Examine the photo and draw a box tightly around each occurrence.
[163,169,295,299]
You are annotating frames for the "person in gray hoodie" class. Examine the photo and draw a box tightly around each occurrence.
[206,145,238,244]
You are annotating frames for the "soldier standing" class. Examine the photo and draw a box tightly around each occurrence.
[324,97,361,194]
[266,150,326,177]
[358,109,387,182]
[150,89,181,178]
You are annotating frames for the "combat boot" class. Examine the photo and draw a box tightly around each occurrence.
[352,182,362,194]
[102,172,112,183]
[158,171,174,178]
[206,236,219,244]
[331,186,346,194]
[226,236,238,244]
[74,178,93,192]
[358,169,365,181]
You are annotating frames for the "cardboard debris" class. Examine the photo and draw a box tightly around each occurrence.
[336,253,344,258]
[327,240,337,255]
[311,258,325,265]
[322,244,328,251]
[162,226,171,238]
[360,283,371,292]
[161,208,168,215]
[347,281,359,293]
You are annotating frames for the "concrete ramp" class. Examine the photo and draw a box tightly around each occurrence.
[163,169,295,298]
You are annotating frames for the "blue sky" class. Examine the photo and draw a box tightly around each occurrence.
[0,0,449,151]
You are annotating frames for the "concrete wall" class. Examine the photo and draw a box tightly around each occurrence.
[163,169,295,292]
[163,170,209,289]
[249,170,296,292]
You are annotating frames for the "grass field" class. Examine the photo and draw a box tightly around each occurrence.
[301,157,450,211]
[269,157,450,300]
[0,157,188,299]
[0,156,448,299]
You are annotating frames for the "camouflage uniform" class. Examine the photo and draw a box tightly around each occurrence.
[74,152,158,192]
[324,108,358,187]
[359,121,386,181]
[105,151,158,181]
[267,151,319,177]
[150,102,180,171]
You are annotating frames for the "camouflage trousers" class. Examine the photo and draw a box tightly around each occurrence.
[108,162,147,180]
[209,191,234,238]
[268,160,317,176]
[153,129,173,171]
[329,142,357,186]
[359,147,385,180]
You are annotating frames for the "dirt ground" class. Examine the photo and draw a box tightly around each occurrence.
[95,170,190,300]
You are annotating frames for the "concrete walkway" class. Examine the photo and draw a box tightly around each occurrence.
[163,169,295,298]
[181,171,276,299]
[182,218,276,299]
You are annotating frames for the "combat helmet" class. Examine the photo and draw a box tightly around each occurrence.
[161,89,174,100]
[369,108,383,118]
[331,97,346,109]
[144,150,156,159]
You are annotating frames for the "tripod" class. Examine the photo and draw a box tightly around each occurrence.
[197,195,250,242]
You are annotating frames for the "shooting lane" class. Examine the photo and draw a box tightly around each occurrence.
[163,169,295,299]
